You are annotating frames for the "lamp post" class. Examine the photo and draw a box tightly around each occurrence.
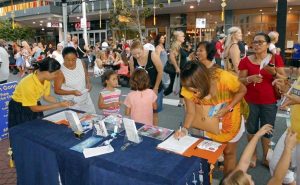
[62,0,68,47]
[82,0,88,47]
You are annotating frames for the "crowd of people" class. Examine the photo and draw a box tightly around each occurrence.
[1,26,300,185]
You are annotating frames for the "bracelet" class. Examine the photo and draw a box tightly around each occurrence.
[227,106,234,112]
[246,77,251,83]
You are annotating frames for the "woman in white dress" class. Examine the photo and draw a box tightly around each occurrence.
[54,47,96,114]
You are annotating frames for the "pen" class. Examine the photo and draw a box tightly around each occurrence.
[178,126,182,141]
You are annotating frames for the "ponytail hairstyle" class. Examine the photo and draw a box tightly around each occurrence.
[33,57,61,73]
[130,40,143,50]
[224,27,241,57]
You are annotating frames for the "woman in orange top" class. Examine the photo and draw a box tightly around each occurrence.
[175,42,247,175]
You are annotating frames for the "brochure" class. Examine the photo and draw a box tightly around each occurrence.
[123,118,141,143]
[208,103,227,117]
[197,140,222,152]
[70,136,103,153]
[138,125,173,141]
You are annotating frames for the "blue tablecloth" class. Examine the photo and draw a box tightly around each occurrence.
[10,119,210,185]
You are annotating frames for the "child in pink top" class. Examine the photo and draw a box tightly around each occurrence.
[124,69,157,125]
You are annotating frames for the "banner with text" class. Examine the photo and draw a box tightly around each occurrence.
[0,81,17,140]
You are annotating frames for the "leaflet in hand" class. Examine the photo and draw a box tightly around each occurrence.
[157,134,198,154]
[197,140,222,152]
[208,103,227,117]
[138,125,173,141]
[260,54,272,70]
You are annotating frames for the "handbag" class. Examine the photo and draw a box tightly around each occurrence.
[164,52,181,75]
[163,61,176,74]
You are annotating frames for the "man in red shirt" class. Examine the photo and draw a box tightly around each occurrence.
[215,33,226,67]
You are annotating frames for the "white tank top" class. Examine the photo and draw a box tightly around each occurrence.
[60,59,86,101]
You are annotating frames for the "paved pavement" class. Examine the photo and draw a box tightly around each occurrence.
[0,70,290,185]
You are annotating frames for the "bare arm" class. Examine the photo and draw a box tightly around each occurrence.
[54,70,79,96]
[229,45,241,73]
[174,98,196,138]
[129,57,135,76]
[237,124,273,172]
[155,45,162,56]
[169,50,180,73]
[151,52,163,92]
[98,94,116,109]
[29,101,71,112]
[125,107,131,116]
[43,95,57,104]
[82,61,92,91]
[267,131,297,185]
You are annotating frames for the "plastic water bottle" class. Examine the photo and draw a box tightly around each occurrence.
[286,108,291,127]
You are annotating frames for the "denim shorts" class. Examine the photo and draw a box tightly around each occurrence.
[245,103,277,138]
[154,90,163,113]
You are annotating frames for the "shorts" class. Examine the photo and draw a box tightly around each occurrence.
[290,59,300,68]
[154,90,163,113]
[246,103,277,138]
[229,116,245,143]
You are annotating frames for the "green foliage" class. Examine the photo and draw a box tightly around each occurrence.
[109,0,156,40]
[0,19,35,41]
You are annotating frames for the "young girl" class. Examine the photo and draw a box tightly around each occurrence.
[124,68,157,125]
[98,70,121,116]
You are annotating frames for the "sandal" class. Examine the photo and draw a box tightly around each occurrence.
[217,161,224,171]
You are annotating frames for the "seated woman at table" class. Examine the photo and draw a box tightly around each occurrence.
[175,62,247,176]
[54,47,96,114]
[8,57,73,128]
[124,68,157,125]
[106,48,122,71]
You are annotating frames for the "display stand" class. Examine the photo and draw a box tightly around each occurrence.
[121,118,143,151]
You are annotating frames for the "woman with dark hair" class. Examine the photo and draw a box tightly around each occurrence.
[8,57,73,128]
[155,34,169,88]
[176,60,247,176]
[238,32,286,168]
[77,38,89,71]
[54,47,96,114]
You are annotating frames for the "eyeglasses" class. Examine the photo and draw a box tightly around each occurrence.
[252,40,267,46]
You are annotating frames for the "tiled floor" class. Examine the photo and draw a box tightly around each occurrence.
[0,139,16,185]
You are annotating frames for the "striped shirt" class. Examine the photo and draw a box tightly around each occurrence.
[100,88,121,116]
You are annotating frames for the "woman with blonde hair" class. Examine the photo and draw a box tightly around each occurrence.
[224,27,243,73]
[129,40,163,125]
[268,31,280,55]
[164,31,187,105]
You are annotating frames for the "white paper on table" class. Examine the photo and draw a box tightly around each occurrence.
[123,118,141,143]
[197,140,222,152]
[43,111,67,122]
[83,145,114,158]
[65,111,84,133]
[94,120,109,137]
[157,134,198,154]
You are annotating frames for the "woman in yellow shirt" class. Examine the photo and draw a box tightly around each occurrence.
[8,57,73,128]
[176,60,246,175]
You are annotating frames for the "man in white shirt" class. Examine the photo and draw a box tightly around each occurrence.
[143,36,155,51]
[0,39,9,84]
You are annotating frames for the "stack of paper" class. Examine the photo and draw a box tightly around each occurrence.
[157,134,198,154]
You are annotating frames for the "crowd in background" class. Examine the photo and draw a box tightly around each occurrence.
[2,26,300,185]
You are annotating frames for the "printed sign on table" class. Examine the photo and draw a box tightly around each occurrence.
[0,81,17,140]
